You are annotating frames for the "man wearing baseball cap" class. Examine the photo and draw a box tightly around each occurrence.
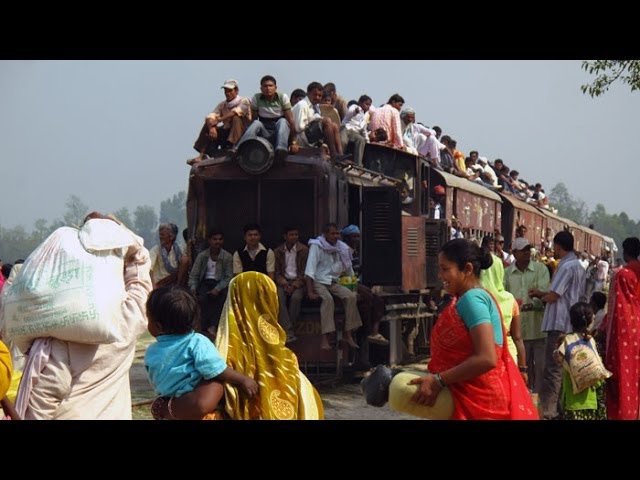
[504,236,550,395]
[191,79,252,164]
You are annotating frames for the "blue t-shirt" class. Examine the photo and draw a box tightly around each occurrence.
[455,288,503,346]
[144,331,227,397]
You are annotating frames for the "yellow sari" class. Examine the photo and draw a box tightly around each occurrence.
[216,272,324,420]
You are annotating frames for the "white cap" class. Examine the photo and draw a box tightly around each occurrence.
[512,237,532,251]
[221,79,239,89]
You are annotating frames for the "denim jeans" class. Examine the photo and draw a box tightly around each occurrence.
[239,117,290,152]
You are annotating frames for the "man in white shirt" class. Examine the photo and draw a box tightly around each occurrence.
[291,82,348,161]
[305,223,362,350]
[340,95,372,165]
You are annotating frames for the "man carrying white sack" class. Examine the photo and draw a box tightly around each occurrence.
[13,212,152,420]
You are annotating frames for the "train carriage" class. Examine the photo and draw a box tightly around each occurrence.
[186,139,611,375]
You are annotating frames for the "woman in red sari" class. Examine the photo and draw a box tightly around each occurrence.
[603,237,640,420]
[410,239,537,420]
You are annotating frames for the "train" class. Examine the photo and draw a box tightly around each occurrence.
[185,136,614,379]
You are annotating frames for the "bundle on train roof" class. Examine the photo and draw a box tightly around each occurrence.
[0,219,142,353]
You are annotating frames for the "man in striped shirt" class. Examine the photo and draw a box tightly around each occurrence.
[237,75,295,158]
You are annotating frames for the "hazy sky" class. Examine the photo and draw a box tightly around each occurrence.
[1,60,638,229]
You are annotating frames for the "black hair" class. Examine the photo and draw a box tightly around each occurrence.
[14,259,24,264]
[208,229,224,239]
[358,94,372,104]
[307,81,323,94]
[433,126,442,136]
[569,302,593,340]
[440,238,493,277]
[553,230,574,252]
[146,287,199,335]
[243,223,261,234]
[323,222,339,233]
[347,100,357,107]
[622,237,640,259]
[590,291,607,311]
[324,82,336,93]
[481,235,495,250]
[1,263,13,279]
[494,158,503,165]
[291,88,306,99]
[469,150,479,157]
[373,128,388,142]
[387,94,405,104]
[282,226,299,235]
[182,228,189,243]
[260,75,277,86]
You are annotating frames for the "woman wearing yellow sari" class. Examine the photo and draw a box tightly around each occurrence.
[152,272,324,420]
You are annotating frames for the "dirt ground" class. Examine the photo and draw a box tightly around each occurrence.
[130,333,418,420]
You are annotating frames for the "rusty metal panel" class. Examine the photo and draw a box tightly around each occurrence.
[455,190,499,233]
[402,216,426,291]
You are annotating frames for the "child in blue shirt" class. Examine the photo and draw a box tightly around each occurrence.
[144,287,258,418]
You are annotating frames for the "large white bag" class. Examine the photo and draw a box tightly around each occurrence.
[1,219,140,353]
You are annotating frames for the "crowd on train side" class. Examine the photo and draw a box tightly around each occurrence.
[146,222,388,356]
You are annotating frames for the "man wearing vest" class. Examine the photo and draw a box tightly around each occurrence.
[233,223,275,281]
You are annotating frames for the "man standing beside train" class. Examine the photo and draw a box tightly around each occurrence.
[504,237,550,395]
[529,230,586,419]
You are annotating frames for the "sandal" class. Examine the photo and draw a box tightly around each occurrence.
[367,333,389,346]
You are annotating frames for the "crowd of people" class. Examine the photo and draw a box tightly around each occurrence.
[409,228,639,420]
[1,72,639,421]
[188,75,556,212]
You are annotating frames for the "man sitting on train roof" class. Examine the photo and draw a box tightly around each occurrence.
[291,81,350,162]
[369,94,405,150]
[399,106,440,167]
[305,223,362,351]
[236,75,295,161]
[323,82,348,121]
[340,94,373,166]
[290,88,306,107]
[191,79,252,165]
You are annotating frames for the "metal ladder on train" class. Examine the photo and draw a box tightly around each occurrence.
[334,160,404,187]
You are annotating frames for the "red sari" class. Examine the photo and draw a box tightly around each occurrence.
[604,261,640,420]
[428,293,538,420]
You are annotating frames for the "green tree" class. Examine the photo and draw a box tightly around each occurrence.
[160,191,187,240]
[581,60,640,98]
[133,205,158,249]
[63,195,89,227]
[114,207,133,229]
[0,225,30,261]
[549,182,589,225]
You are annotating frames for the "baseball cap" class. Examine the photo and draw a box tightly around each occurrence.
[512,237,532,251]
[221,79,239,89]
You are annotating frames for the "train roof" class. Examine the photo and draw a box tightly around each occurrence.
[498,192,541,215]
[534,206,581,229]
[433,170,503,203]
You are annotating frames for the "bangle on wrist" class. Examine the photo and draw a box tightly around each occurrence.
[434,372,447,388]
[519,366,528,373]
[167,396,177,420]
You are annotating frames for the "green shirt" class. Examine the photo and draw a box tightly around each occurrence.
[504,260,550,341]
[561,372,598,411]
